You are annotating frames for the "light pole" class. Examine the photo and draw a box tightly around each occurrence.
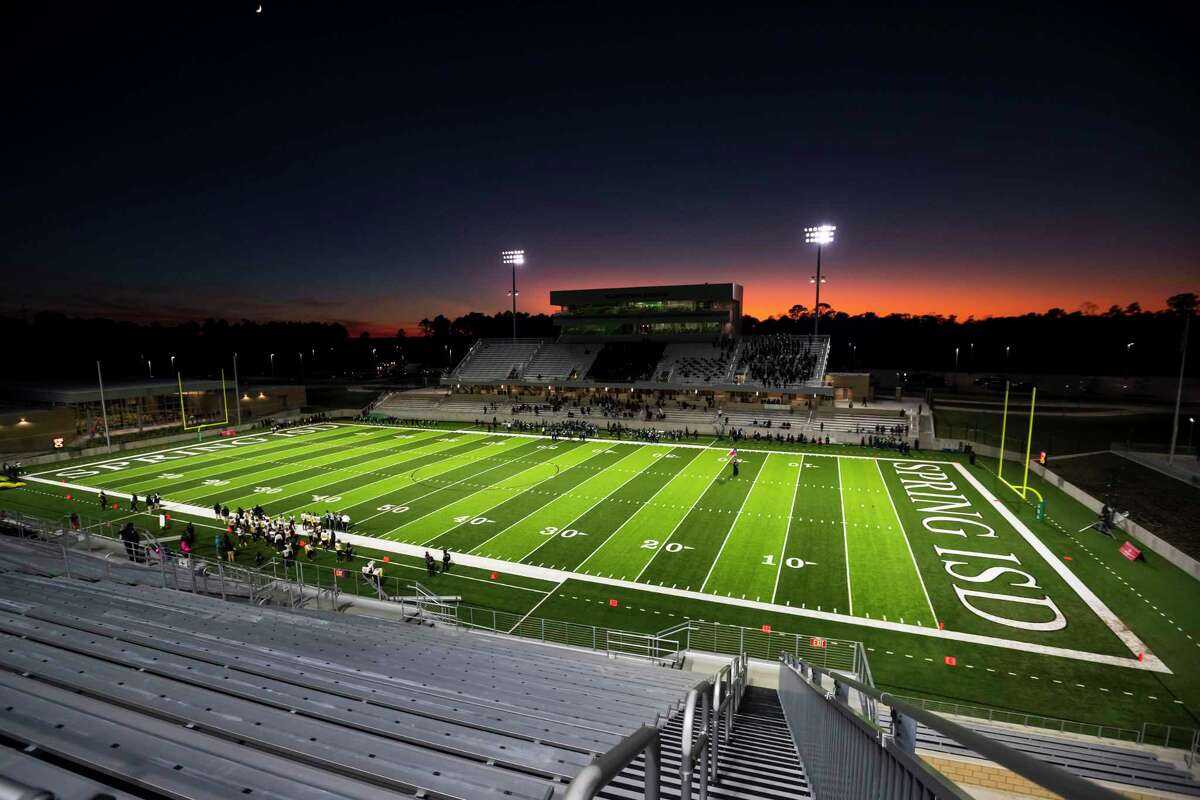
[233,353,242,425]
[954,346,960,371]
[269,353,275,376]
[147,359,153,379]
[1189,417,1195,450]
[502,249,525,341]
[969,342,974,371]
[804,225,835,338]
[1125,342,1134,377]
[1004,345,1011,372]
[170,354,175,373]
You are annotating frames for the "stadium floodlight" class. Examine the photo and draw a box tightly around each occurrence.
[804,224,836,245]
[502,249,526,341]
[804,224,836,336]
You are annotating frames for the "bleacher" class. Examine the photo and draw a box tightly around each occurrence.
[733,335,830,389]
[884,709,1200,798]
[372,389,447,418]
[452,338,546,382]
[523,342,602,382]
[0,561,707,799]
[653,342,736,385]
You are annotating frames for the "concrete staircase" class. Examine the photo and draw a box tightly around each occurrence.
[601,686,811,799]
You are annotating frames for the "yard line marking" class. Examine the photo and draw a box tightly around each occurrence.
[505,579,567,633]
[418,443,619,546]
[633,461,726,583]
[271,434,506,520]
[466,447,634,554]
[874,458,937,625]
[572,451,701,569]
[836,458,854,616]
[517,449,669,563]
[701,456,767,592]
[772,453,801,604]
[29,423,351,478]
[377,442,585,538]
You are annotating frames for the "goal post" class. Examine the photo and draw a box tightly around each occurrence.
[177,370,231,434]
[995,380,1043,505]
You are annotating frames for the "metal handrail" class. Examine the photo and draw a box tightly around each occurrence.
[780,653,1125,800]
[679,681,712,800]
[564,725,661,800]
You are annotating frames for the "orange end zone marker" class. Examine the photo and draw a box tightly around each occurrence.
[489,571,498,580]
[937,621,945,630]
[1063,555,1073,561]
[609,599,618,607]
[944,656,957,666]
[65,494,72,500]
[382,556,390,563]
[761,624,771,633]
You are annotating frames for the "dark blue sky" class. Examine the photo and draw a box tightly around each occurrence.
[3,2,1195,332]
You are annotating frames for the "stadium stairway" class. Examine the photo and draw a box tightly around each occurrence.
[600,686,810,800]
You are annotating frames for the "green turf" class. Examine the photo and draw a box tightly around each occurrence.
[6,419,1199,738]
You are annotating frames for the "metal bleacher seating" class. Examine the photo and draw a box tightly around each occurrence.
[0,551,705,800]
[523,342,602,382]
[884,709,1200,798]
[452,338,546,382]
[653,343,737,385]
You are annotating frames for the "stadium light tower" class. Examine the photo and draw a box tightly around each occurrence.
[804,225,835,337]
[502,249,525,341]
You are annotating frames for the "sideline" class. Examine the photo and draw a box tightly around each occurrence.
[21,473,1170,674]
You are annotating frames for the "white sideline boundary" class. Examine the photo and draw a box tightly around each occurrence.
[952,462,1156,665]
[22,421,1168,673]
[21,474,1169,673]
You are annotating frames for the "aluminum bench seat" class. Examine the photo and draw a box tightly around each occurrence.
[0,748,141,800]
[0,638,558,800]
[0,671,426,800]
[0,627,590,779]
[15,603,666,735]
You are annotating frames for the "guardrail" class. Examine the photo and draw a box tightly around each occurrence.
[779,652,1124,800]
[892,694,1142,744]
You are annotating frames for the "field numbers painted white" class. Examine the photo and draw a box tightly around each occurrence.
[640,539,691,553]
[540,526,586,538]
[252,486,282,494]
[454,515,493,526]
[311,494,342,503]
[376,504,410,513]
[764,554,808,568]
[201,479,229,487]
[158,473,184,480]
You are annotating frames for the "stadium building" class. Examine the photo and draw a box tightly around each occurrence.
[444,282,833,398]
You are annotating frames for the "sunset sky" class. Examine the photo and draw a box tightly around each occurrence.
[3,3,1194,335]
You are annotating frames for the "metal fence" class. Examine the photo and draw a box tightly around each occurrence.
[891,694,1142,744]
[779,653,1125,800]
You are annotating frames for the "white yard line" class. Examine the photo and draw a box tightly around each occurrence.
[633,461,727,583]
[378,442,585,539]
[874,458,939,626]
[26,475,1171,673]
[770,454,803,605]
[417,443,619,547]
[516,449,669,563]
[572,450,701,569]
[836,458,855,616]
[505,579,567,633]
[953,461,1155,661]
[700,455,766,592]
[29,424,349,477]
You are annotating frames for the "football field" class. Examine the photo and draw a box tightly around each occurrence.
[27,421,1155,666]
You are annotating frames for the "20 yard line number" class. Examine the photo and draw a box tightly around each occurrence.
[641,539,693,553]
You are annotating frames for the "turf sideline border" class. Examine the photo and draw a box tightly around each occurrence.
[952,461,1155,664]
[20,474,1169,673]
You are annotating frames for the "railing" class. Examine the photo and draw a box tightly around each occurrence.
[779,652,1125,800]
[892,694,1142,744]
[564,725,661,800]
